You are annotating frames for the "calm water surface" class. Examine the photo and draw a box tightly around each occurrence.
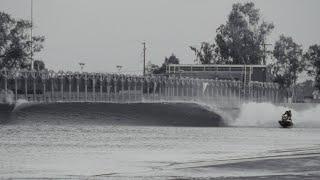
[1,124,320,179]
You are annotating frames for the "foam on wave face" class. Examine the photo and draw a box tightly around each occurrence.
[232,102,320,128]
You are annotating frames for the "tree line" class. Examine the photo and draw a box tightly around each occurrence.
[151,2,320,92]
[0,11,45,71]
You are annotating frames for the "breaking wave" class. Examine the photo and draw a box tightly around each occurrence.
[233,102,320,128]
[2,99,319,128]
[2,102,225,127]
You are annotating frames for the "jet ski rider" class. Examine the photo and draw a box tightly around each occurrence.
[283,110,292,121]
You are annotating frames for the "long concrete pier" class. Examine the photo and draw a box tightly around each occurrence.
[0,69,281,107]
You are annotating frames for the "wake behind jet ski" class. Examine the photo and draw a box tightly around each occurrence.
[279,110,293,128]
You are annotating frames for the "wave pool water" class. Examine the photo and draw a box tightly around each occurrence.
[0,101,320,179]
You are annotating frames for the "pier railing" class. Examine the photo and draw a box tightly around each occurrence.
[0,69,281,106]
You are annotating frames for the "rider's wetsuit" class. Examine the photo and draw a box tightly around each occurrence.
[284,111,292,121]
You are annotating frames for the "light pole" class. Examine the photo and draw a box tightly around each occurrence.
[116,65,123,73]
[79,62,85,72]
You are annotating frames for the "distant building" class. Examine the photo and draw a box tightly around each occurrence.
[166,64,268,83]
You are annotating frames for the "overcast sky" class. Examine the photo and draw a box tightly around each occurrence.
[1,0,320,73]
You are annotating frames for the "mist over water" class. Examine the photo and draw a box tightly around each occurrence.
[233,102,320,128]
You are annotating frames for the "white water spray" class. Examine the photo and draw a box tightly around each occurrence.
[0,90,14,104]
[232,102,320,128]
[12,99,43,112]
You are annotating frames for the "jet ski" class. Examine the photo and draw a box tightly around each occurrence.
[278,114,293,128]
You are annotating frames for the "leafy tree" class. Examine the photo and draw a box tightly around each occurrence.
[153,54,180,74]
[0,11,45,70]
[34,60,45,71]
[215,2,274,65]
[304,44,320,90]
[146,61,160,75]
[190,42,216,64]
[270,35,304,96]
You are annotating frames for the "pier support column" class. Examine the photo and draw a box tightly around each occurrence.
[99,74,103,101]
[146,78,150,99]
[31,71,36,101]
[158,79,162,100]
[60,77,64,101]
[141,78,144,101]
[121,76,125,102]
[41,72,48,102]
[133,78,137,101]
[76,74,80,101]
[67,73,72,101]
[51,78,54,102]
[106,76,111,102]
[164,78,168,100]
[48,71,55,102]
[92,75,96,102]
[181,80,185,98]
[153,80,156,101]
[84,74,88,102]
[191,80,194,101]
[175,79,179,98]
[128,78,132,102]
[114,76,118,102]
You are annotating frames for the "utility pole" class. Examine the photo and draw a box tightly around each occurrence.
[142,42,146,76]
[30,0,34,70]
